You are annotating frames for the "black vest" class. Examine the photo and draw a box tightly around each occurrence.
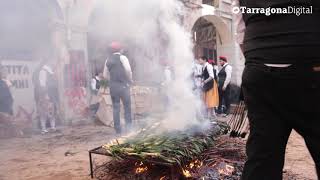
[94,77,101,90]
[202,65,214,92]
[46,72,59,103]
[106,54,130,86]
[218,65,229,87]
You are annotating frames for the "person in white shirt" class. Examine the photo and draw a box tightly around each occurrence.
[193,59,203,90]
[217,56,232,116]
[159,60,173,110]
[102,42,133,134]
[38,63,58,134]
[91,73,102,94]
[89,72,103,118]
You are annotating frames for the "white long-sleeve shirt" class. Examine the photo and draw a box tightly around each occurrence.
[162,66,172,86]
[193,62,203,87]
[103,52,133,82]
[213,65,219,78]
[39,65,54,87]
[203,62,215,80]
[91,76,101,91]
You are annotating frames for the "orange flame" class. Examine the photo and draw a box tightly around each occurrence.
[182,159,203,178]
[188,159,203,169]
[182,169,192,178]
[135,162,148,174]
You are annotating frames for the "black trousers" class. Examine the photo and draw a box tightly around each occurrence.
[218,84,231,114]
[110,84,132,133]
[241,63,320,180]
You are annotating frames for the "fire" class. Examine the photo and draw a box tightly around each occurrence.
[218,164,235,176]
[135,162,148,174]
[182,169,192,178]
[182,159,203,178]
[188,159,203,169]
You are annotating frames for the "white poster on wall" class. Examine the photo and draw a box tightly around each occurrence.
[1,60,37,120]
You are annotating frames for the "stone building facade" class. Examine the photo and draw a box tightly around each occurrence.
[0,0,243,125]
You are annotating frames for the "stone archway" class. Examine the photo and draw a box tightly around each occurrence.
[201,15,232,45]
[191,14,233,61]
[189,13,243,102]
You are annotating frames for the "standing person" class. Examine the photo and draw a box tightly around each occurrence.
[198,56,219,119]
[91,72,102,95]
[89,72,103,118]
[38,62,59,134]
[160,60,173,108]
[192,58,205,119]
[217,56,232,116]
[209,59,219,82]
[209,59,219,111]
[0,66,13,115]
[233,1,320,180]
[193,58,203,92]
[103,42,133,134]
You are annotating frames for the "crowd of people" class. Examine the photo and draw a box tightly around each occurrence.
[192,55,233,120]
[1,41,234,136]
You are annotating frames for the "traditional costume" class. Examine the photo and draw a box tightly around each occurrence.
[202,62,219,108]
[38,65,59,134]
[104,42,133,134]
[218,56,232,115]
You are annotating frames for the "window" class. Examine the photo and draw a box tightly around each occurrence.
[202,0,214,6]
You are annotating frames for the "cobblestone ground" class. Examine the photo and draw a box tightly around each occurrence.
[284,131,317,180]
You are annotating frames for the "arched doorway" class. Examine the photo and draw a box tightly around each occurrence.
[191,15,232,61]
[192,15,242,103]
[192,17,217,60]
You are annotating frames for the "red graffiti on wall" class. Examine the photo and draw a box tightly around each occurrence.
[64,87,88,117]
[63,50,88,117]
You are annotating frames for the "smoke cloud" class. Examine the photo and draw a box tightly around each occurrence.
[90,0,207,132]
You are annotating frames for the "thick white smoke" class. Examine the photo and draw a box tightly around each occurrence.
[90,0,207,131]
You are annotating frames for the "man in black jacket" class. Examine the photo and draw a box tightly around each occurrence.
[234,1,320,179]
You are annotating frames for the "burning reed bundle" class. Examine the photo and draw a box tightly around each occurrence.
[102,122,227,167]
[227,101,250,138]
[94,135,247,180]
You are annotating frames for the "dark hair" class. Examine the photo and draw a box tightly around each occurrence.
[200,56,208,62]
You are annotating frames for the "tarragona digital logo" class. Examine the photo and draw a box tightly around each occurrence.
[232,6,313,16]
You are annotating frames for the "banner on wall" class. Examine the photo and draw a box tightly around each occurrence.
[1,60,37,119]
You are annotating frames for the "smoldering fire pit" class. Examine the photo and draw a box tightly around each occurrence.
[88,122,247,179]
